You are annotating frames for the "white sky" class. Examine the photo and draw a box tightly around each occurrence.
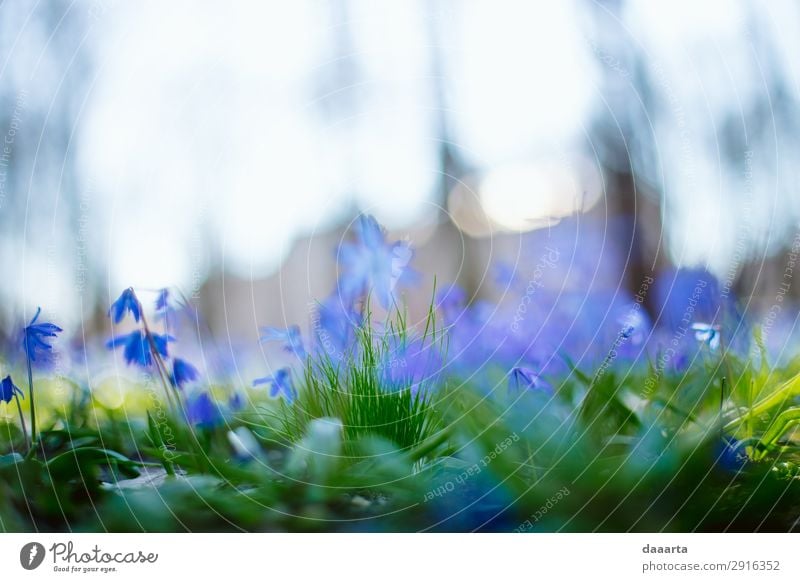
[78,0,593,293]
[63,0,800,312]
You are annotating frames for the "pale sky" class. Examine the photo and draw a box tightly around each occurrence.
[3,0,798,322]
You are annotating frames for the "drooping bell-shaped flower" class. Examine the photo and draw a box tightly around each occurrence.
[186,392,222,428]
[106,330,173,367]
[108,288,142,324]
[253,368,296,402]
[23,307,62,364]
[259,325,306,359]
[508,366,552,394]
[0,375,23,404]
[170,358,200,389]
[337,214,418,309]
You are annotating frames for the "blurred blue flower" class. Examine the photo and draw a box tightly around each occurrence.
[23,307,62,364]
[617,307,651,347]
[435,284,467,324]
[715,435,747,472]
[691,323,721,350]
[0,375,23,404]
[508,366,552,394]
[106,330,173,367]
[337,214,417,308]
[108,288,141,324]
[153,287,187,331]
[253,368,296,402]
[260,325,306,359]
[492,262,519,288]
[379,337,442,394]
[228,392,244,411]
[314,296,361,359]
[620,325,635,340]
[653,268,724,330]
[155,288,170,311]
[170,358,199,389]
[186,392,222,428]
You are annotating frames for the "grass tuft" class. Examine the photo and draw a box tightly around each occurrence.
[269,303,443,454]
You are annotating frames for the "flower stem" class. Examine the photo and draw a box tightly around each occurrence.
[13,392,30,453]
[26,354,37,448]
[140,312,181,414]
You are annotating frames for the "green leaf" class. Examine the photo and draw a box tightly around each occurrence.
[46,447,141,480]
[725,372,800,432]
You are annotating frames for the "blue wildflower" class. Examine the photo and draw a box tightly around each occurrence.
[186,392,222,428]
[715,435,747,472]
[0,375,23,404]
[314,296,361,359]
[379,336,442,394]
[337,214,417,309]
[170,358,199,389]
[620,325,635,340]
[155,288,170,311]
[154,287,184,329]
[259,325,306,359]
[108,287,141,324]
[508,366,552,394]
[617,307,650,347]
[435,284,467,324]
[228,392,244,411]
[653,268,724,329]
[253,368,296,402]
[691,323,721,350]
[23,307,62,363]
[106,330,173,367]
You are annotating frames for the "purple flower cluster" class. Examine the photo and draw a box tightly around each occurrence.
[19,215,752,435]
[246,214,749,404]
[105,288,219,427]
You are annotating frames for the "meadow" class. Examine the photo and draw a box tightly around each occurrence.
[1,215,799,532]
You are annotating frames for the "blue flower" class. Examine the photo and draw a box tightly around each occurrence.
[383,338,442,394]
[0,375,23,404]
[106,330,173,367]
[108,288,141,324]
[617,307,651,347]
[435,284,467,324]
[715,435,747,472]
[155,288,170,311]
[653,268,724,329]
[508,366,552,394]
[620,325,635,340]
[691,323,721,350]
[259,325,306,359]
[492,262,519,288]
[313,296,361,359]
[154,287,183,327]
[23,307,62,363]
[253,368,296,402]
[337,214,417,308]
[186,392,222,428]
[228,392,244,411]
[170,358,199,389]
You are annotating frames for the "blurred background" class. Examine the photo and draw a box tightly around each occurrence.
[0,0,799,347]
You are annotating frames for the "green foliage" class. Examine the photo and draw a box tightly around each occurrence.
[266,306,443,454]
[2,315,800,532]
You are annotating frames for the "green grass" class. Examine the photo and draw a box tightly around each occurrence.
[262,304,444,455]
